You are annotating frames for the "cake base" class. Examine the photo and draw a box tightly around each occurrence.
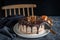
[13,23,50,38]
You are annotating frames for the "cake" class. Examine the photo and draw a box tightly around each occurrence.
[18,15,53,34]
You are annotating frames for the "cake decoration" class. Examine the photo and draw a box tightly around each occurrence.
[18,14,55,34]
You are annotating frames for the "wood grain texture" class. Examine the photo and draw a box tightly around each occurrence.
[2,4,36,17]
[2,4,36,9]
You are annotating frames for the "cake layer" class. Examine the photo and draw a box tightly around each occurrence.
[18,16,53,34]
[19,24,45,34]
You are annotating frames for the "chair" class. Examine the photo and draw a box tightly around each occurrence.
[2,4,36,17]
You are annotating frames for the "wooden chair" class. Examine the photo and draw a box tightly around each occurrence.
[2,4,36,17]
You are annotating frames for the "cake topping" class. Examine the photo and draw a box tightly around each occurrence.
[41,15,48,21]
[41,15,53,26]
[27,16,36,23]
[19,15,53,27]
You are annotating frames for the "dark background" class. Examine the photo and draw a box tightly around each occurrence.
[0,0,60,17]
[0,0,60,40]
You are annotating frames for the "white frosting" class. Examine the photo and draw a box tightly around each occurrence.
[27,26,31,33]
[19,24,45,34]
[32,26,37,34]
[23,25,26,33]
[39,25,45,34]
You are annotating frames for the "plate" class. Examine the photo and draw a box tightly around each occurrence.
[13,23,50,38]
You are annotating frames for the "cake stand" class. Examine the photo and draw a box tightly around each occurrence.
[13,23,50,38]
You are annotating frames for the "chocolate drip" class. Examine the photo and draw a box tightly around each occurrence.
[36,25,40,34]
[26,26,28,33]
[31,26,32,33]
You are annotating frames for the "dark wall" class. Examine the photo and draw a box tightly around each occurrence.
[0,0,60,17]
[47,0,60,16]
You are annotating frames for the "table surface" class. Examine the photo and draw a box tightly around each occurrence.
[0,16,60,40]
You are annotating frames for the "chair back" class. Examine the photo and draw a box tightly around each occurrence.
[2,4,36,17]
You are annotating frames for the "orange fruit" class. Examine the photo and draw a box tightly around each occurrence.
[41,15,48,21]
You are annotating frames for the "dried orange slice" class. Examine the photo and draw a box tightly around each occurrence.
[41,15,48,21]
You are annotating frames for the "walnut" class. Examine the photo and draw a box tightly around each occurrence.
[27,16,36,23]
